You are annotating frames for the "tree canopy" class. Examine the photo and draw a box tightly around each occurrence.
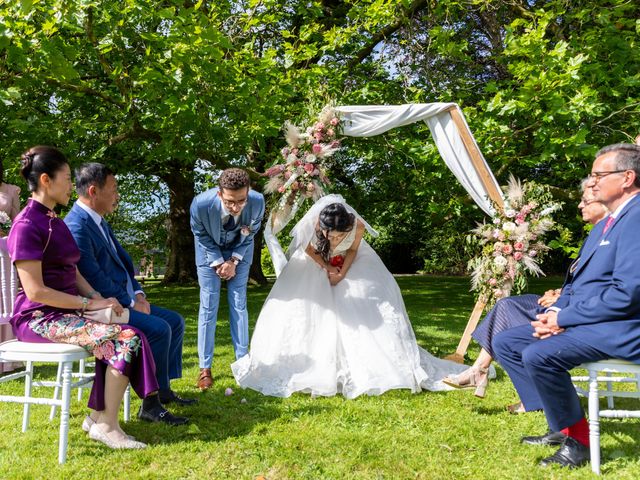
[1,0,638,278]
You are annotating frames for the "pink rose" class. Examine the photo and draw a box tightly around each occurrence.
[311,168,320,177]
[312,144,323,155]
[513,252,523,261]
[502,244,513,255]
[326,128,335,137]
[330,117,339,126]
[314,122,325,131]
[120,329,136,341]
[488,278,497,286]
[304,163,315,174]
[515,217,524,225]
[284,171,292,179]
[314,132,324,142]
[514,242,524,251]
[277,186,286,193]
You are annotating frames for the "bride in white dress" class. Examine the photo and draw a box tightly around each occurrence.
[231,194,467,398]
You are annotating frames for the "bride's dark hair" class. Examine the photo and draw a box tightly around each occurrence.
[315,203,355,263]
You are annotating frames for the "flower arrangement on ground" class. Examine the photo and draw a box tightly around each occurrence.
[263,105,342,232]
[468,175,562,307]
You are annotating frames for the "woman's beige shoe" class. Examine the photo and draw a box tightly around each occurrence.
[83,415,135,440]
[442,366,490,398]
[89,423,147,449]
[506,402,526,414]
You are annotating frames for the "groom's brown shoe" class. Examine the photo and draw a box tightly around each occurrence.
[196,368,213,391]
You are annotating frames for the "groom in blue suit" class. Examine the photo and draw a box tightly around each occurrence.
[65,163,195,425]
[190,168,264,391]
[493,143,640,468]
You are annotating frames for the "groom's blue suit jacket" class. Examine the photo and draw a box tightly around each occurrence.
[190,187,265,267]
[552,194,640,362]
[64,202,141,307]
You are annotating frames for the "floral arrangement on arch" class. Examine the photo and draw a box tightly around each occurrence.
[264,105,342,231]
[467,175,562,307]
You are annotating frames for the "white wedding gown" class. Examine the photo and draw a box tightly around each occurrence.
[231,195,468,398]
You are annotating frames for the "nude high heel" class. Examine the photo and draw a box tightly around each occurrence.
[442,366,490,398]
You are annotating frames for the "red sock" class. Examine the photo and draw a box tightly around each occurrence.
[560,417,590,447]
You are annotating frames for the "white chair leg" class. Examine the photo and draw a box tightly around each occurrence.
[77,358,86,401]
[606,372,614,409]
[123,384,131,422]
[58,361,73,464]
[22,360,34,433]
[588,368,601,475]
[50,362,63,420]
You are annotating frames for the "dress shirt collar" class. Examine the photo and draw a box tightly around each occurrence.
[220,201,240,221]
[76,200,104,228]
[610,193,639,219]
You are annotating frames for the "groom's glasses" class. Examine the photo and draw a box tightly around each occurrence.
[221,198,248,208]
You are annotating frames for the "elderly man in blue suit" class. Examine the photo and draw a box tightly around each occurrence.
[65,163,195,426]
[493,143,640,468]
[190,168,265,391]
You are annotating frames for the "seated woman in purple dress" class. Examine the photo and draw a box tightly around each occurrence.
[443,188,608,412]
[8,146,178,450]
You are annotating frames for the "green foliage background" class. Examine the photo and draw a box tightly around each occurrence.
[1,0,638,277]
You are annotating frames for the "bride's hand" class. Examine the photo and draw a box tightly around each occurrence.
[325,265,341,277]
[329,272,344,286]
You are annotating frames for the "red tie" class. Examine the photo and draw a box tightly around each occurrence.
[603,216,614,235]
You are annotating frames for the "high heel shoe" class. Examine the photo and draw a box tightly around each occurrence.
[82,415,135,440]
[89,423,147,449]
[442,366,490,398]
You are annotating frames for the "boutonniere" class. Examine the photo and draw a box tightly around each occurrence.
[46,210,57,218]
[240,225,251,236]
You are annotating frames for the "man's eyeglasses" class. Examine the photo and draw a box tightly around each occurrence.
[221,198,247,208]
[587,170,627,183]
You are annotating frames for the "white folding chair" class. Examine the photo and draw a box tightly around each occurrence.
[0,238,129,463]
[573,360,640,474]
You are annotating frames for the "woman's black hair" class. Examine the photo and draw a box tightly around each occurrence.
[20,146,69,193]
[314,202,355,263]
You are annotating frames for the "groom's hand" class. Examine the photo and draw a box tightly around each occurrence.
[216,261,236,281]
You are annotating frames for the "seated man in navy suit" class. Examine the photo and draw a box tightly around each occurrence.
[65,163,195,426]
[493,143,640,468]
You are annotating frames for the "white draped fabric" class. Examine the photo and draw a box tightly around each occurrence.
[264,103,502,277]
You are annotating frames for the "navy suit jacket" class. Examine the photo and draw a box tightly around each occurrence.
[64,202,141,307]
[190,188,265,267]
[552,194,640,361]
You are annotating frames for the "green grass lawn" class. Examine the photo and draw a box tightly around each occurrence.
[1,275,639,479]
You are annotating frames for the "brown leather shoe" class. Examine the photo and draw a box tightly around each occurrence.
[196,368,213,391]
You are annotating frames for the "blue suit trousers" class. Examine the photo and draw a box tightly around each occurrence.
[493,323,608,431]
[196,246,252,369]
[128,304,185,391]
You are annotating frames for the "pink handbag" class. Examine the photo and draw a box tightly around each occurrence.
[82,307,129,325]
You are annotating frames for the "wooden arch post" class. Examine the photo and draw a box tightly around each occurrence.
[444,106,504,364]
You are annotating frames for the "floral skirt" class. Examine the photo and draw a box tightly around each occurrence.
[29,312,141,365]
[27,311,159,410]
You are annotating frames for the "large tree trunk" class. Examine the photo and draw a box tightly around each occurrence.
[161,161,197,283]
[250,226,267,285]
